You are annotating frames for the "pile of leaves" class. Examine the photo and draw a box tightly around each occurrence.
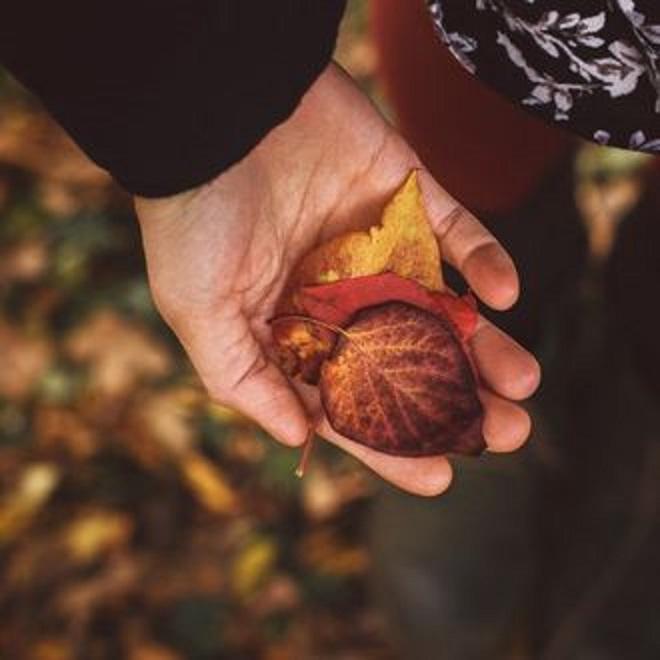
[0,82,395,659]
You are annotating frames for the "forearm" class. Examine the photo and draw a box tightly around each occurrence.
[0,1,346,197]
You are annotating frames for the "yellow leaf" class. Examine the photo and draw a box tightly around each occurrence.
[231,537,278,599]
[180,452,237,515]
[289,170,442,292]
[63,510,133,562]
[0,463,59,543]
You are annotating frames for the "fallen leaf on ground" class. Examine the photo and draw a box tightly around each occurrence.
[0,463,60,543]
[0,320,53,402]
[62,509,134,563]
[0,240,48,285]
[231,536,278,599]
[180,452,238,515]
[65,310,172,397]
[298,528,368,576]
[35,406,97,459]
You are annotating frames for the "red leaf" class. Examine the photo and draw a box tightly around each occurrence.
[297,272,477,342]
[319,302,484,457]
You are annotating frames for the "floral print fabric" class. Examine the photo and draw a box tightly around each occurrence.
[426,0,660,152]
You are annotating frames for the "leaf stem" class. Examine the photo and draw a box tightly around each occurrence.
[269,314,352,339]
[295,425,316,479]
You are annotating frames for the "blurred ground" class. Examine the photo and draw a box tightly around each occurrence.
[0,4,396,660]
[0,2,653,659]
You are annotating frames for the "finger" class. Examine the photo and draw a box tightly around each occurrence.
[177,315,309,447]
[480,388,532,453]
[295,384,453,496]
[470,316,541,401]
[318,417,453,497]
[418,169,519,311]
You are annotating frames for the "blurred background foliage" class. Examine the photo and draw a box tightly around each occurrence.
[0,4,398,660]
[0,1,652,659]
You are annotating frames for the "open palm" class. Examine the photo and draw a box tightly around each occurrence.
[135,64,539,496]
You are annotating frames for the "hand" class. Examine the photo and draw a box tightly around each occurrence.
[134,63,540,496]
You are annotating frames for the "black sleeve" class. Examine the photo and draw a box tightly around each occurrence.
[0,1,346,197]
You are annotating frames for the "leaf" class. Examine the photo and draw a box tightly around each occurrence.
[180,451,238,515]
[287,171,442,292]
[0,319,53,402]
[641,24,660,45]
[301,465,369,522]
[578,35,605,48]
[0,463,60,543]
[629,130,647,150]
[231,536,278,599]
[63,509,133,562]
[274,172,446,382]
[128,643,183,660]
[272,171,483,459]
[298,528,368,576]
[297,272,478,343]
[65,310,172,397]
[0,240,48,285]
[28,639,74,660]
[320,302,484,457]
[577,12,606,35]
[539,11,559,28]
[35,406,97,460]
[558,13,580,30]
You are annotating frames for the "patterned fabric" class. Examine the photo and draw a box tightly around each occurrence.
[426,1,660,153]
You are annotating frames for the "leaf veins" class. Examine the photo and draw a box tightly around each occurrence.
[319,302,484,457]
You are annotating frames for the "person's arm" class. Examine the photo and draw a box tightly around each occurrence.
[0,5,539,495]
[0,1,346,196]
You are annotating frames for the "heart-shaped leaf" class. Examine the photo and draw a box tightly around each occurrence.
[319,302,484,457]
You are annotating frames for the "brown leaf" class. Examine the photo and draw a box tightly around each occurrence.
[320,302,484,457]
[65,310,172,397]
[128,643,182,660]
[0,240,48,285]
[28,639,74,660]
[298,528,368,576]
[0,106,110,189]
[133,387,202,455]
[55,555,141,620]
[301,465,370,522]
[35,407,98,460]
[0,320,53,402]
